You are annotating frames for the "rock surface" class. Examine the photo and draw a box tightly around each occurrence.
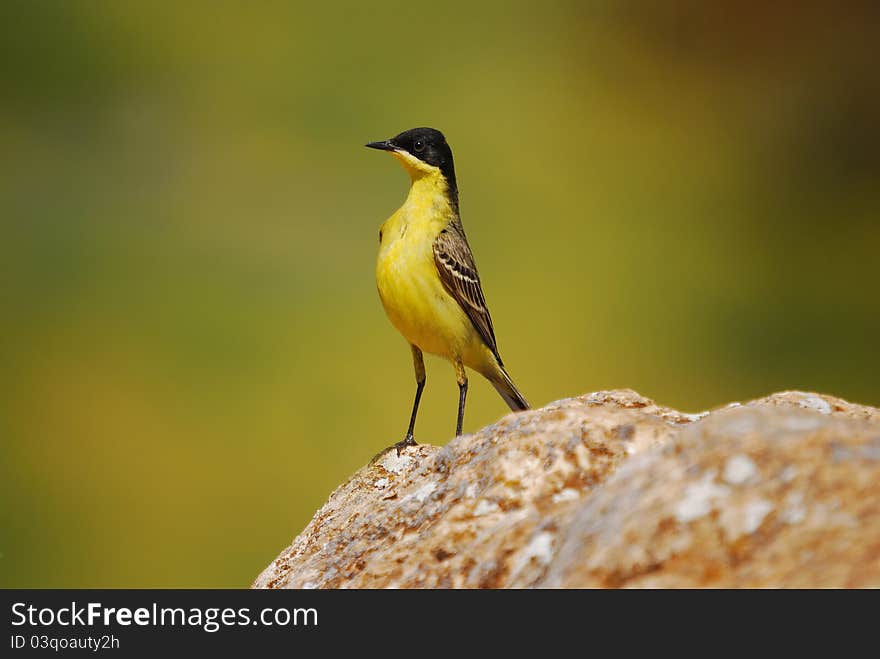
[253,390,880,588]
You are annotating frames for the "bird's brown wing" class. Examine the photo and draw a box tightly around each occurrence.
[432,221,502,365]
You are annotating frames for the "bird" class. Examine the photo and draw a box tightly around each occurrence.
[366,127,529,452]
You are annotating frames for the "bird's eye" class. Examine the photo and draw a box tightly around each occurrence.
[413,140,425,153]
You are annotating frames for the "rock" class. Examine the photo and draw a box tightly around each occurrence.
[253,390,880,589]
[543,405,880,587]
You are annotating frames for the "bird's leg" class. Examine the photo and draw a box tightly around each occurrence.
[394,345,425,455]
[454,359,468,437]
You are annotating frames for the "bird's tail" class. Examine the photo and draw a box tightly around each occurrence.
[490,365,530,411]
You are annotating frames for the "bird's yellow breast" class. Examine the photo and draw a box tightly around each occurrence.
[375,171,482,363]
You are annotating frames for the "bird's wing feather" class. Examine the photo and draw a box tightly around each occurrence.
[432,222,502,364]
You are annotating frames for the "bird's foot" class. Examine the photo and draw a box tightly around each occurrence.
[393,434,418,456]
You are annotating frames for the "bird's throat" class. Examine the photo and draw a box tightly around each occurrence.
[390,151,459,216]
[402,172,457,224]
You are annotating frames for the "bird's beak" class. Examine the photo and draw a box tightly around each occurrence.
[365,139,397,152]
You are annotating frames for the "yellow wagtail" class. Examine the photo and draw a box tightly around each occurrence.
[366,127,529,451]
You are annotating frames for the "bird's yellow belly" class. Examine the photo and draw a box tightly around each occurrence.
[376,231,480,363]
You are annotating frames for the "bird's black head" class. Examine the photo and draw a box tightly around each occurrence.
[366,127,457,192]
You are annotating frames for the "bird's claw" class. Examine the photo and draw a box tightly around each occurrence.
[393,434,417,456]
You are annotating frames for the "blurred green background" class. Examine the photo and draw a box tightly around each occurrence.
[2,1,878,587]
